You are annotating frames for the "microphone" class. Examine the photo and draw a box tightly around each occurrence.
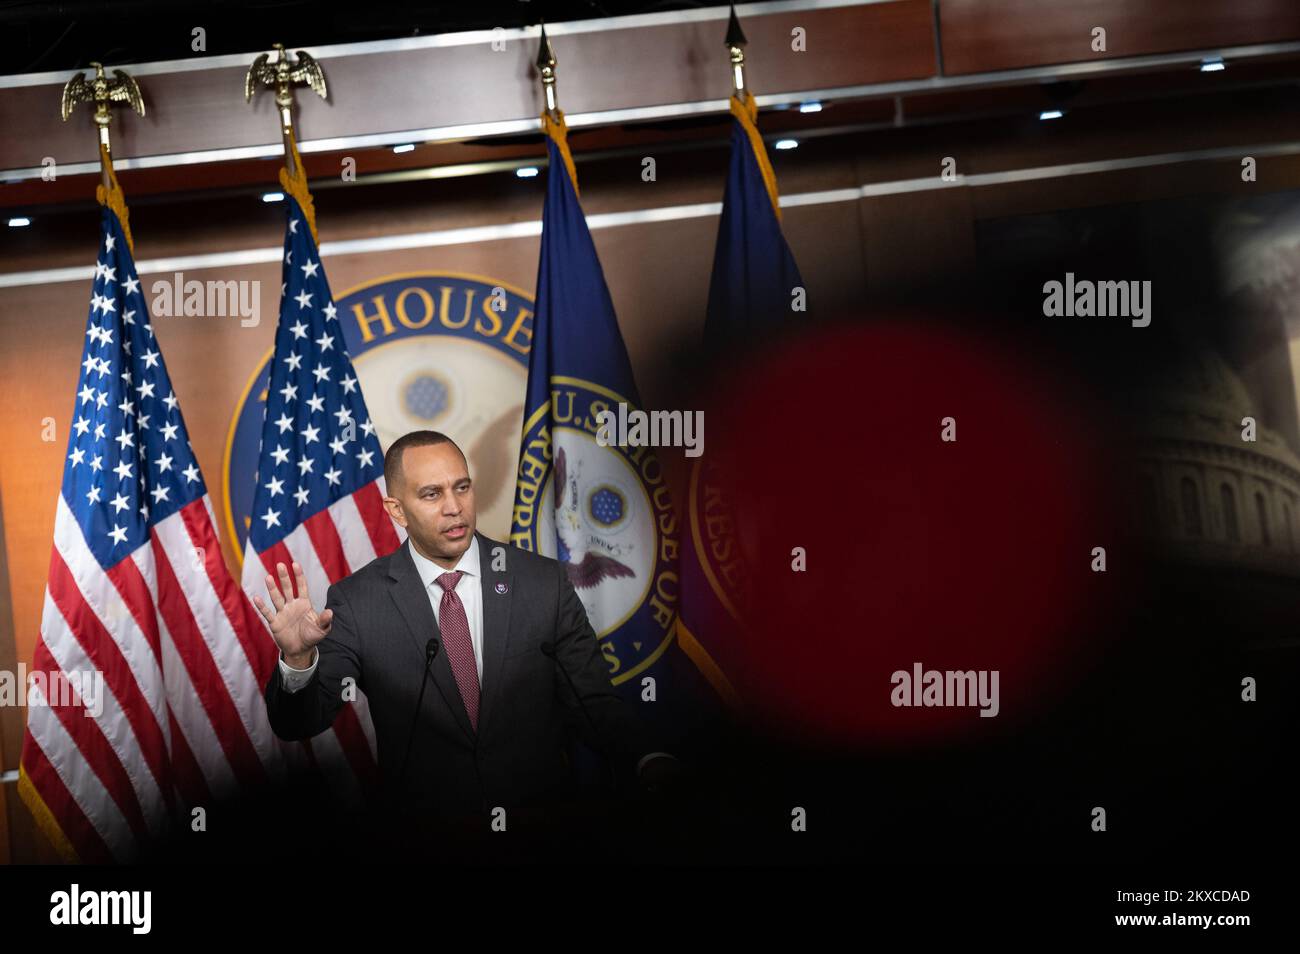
[400,636,440,790]
[540,640,617,794]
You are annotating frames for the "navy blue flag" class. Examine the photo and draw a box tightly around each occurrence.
[675,91,806,716]
[704,91,805,355]
[510,113,705,752]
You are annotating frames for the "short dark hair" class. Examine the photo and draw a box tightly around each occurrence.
[383,430,466,492]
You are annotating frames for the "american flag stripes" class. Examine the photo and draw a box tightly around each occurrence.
[236,188,394,806]
[20,169,396,861]
[18,202,288,862]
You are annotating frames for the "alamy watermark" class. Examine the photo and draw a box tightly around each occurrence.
[150,272,261,327]
[890,662,1000,717]
[594,402,704,457]
[50,884,151,934]
[1042,272,1151,327]
[0,665,105,718]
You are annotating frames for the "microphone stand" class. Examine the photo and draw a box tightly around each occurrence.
[400,637,440,791]
[541,640,619,797]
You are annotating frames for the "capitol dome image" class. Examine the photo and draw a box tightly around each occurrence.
[1135,342,1300,580]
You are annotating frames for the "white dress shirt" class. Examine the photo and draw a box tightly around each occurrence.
[277,535,482,691]
[276,534,673,775]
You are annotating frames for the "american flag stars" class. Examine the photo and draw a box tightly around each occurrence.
[27,200,302,862]
[62,213,206,568]
[248,211,384,552]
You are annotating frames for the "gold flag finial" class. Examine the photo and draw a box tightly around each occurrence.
[535,21,578,194]
[245,43,327,240]
[245,43,328,178]
[725,4,748,95]
[60,62,145,171]
[536,21,560,120]
[60,62,145,246]
[61,62,147,133]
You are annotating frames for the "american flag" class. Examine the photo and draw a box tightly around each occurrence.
[237,191,393,806]
[19,202,289,862]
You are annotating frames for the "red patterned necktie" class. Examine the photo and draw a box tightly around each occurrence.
[435,571,479,732]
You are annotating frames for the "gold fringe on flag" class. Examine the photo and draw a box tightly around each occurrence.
[729,90,783,223]
[541,109,581,199]
[675,617,746,714]
[17,763,81,863]
[278,128,319,246]
[94,142,135,255]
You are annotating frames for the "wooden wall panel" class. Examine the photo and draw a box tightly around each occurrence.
[0,2,936,174]
[940,0,1300,75]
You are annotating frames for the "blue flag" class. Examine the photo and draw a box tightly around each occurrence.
[510,113,702,749]
[676,92,806,714]
[704,92,805,355]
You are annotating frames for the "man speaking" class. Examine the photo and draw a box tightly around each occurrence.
[253,430,678,846]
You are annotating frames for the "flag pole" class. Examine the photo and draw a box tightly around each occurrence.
[536,22,580,197]
[245,43,328,243]
[725,3,748,96]
[537,20,560,122]
[59,61,145,249]
[721,5,783,224]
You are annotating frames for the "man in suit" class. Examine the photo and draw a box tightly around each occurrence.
[254,429,679,848]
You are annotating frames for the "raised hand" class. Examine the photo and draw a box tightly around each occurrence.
[251,561,333,667]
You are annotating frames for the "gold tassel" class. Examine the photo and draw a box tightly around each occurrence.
[277,129,319,246]
[17,764,81,863]
[94,143,135,254]
[541,109,581,198]
[729,91,783,223]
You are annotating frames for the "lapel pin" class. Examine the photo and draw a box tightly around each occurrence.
[495,581,509,595]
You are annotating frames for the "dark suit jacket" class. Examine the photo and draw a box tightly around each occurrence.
[263,531,662,825]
